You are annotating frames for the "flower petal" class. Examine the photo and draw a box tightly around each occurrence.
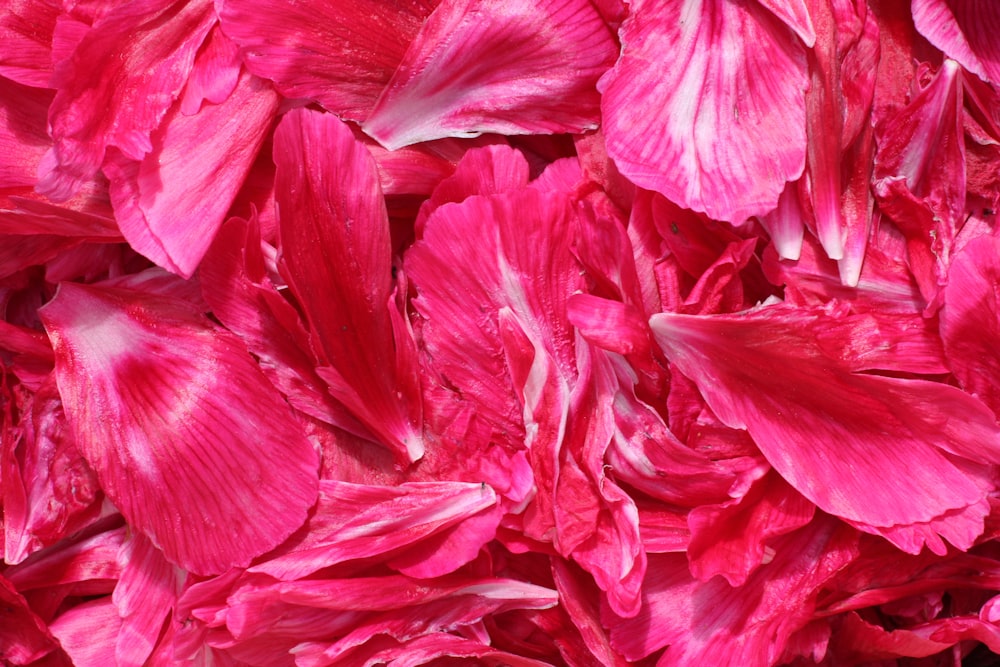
[104,67,279,278]
[37,0,216,200]
[274,107,423,464]
[363,0,617,149]
[39,282,320,575]
[650,302,1000,553]
[913,0,1000,85]
[218,0,438,120]
[600,0,808,222]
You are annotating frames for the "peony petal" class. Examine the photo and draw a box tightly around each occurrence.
[941,233,1000,417]
[37,0,216,200]
[606,516,857,665]
[249,480,499,581]
[363,0,617,149]
[872,59,965,309]
[199,215,369,436]
[48,597,120,667]
[0,0,60,88]
[218,0,438,121]
[600,0,808,222]
[0,76,52,190]
[650,301,1000,553]
[913,0,1000,85]
[39,282,320,575]
[104,68,280,278]
[113,533,184,667]
[275,108,423,463]
[686,470,815,586]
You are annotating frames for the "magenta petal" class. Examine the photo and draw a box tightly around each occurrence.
[105,68,279,278]
[250,480,499,581]
[941,233,1000,417]
[113,533,183,667]
[274,107,422,463]
[363,0,617,149]
[37,0,216,200]
[218,0,437,120]
[650,302,1000,553]
[39,283,320,575]
[600,0,808,222]
[913,0,1000,85]
[0,0,60,88]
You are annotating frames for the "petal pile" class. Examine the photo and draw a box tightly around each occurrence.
[3,1,1000,665]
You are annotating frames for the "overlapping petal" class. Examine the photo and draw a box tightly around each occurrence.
[39,282,320,574]
[600,0,809,223]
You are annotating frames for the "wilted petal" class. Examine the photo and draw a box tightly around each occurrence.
[913,0,1000,85]
[37,0,216,200]
[39,282,320,575]
[105,68,280,278]
[218,0,438,120]
[275,107,423,464]
[600,0,808,222]
[650,301,1000,553]
[364,0,617,149]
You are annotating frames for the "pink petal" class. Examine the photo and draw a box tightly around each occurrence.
[0,0,60,88]
[250,480,500,581]
[218,0,438,121]
[941,233,1000,417]
[0,77,52,189]
[759,0,816,45]
[37,0,216,200]
[606,516,857,664]
[2,376,103,564]
[49,598,119,666]
[913,0,1000,85]
[105,68,279,278]
[39,282,320,575]
[0,572,67,664]
[178,24,241,115]
[363,0,617,149]
[600,0,808,222]
[650,302,1000,553]
[4,521,126,592]
[274,107,423,464]
[199,215,368,435]
[113,533,183,667]
[872,59,965,309]
[686,470,815,586]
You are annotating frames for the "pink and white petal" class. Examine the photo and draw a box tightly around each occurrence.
[0,0,60,88]
[275,107,422,463]
[250,480,499,581]
[218,0,437,121]
[363,0,617,149]
[38,0,216,200]
[941,233,1000,417]
[39,283,320,575]
[600,0,808,223]
[913,0,1000,85]
[113,533,184,667]
[105,69,280,278]
[650,302,1000,552]
[49,597,119,667]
